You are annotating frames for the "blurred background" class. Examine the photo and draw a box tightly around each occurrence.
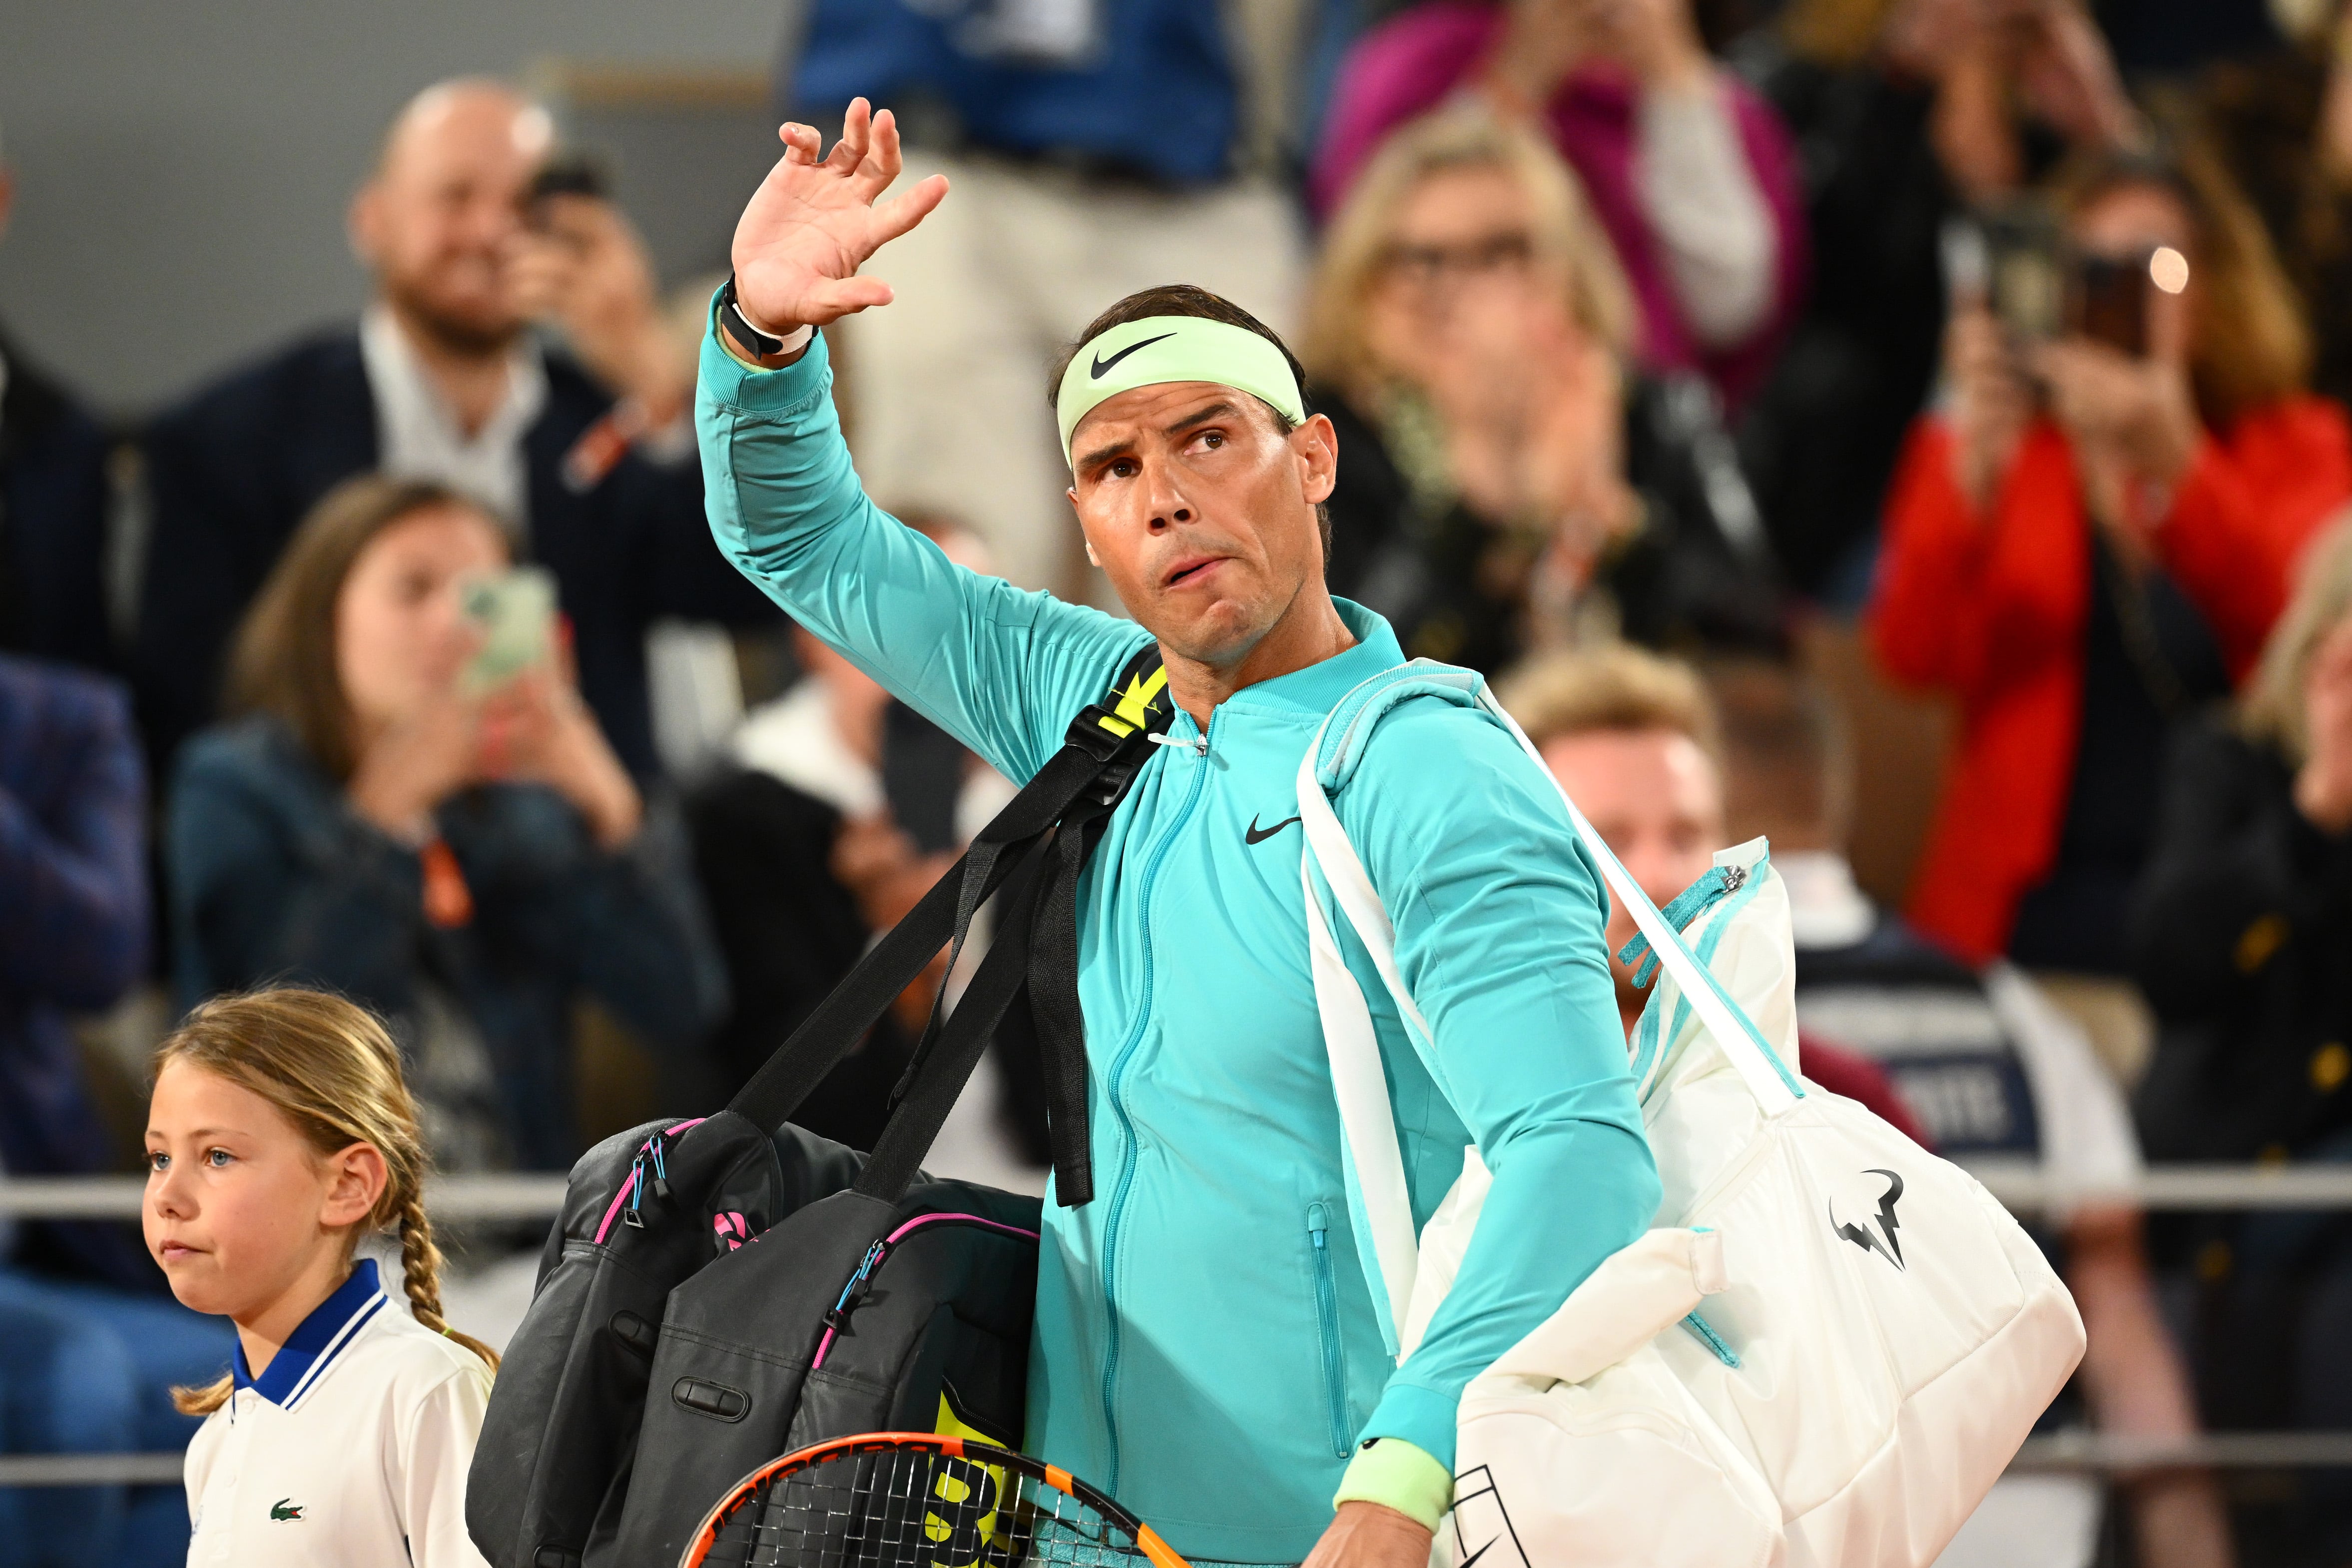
[6,1,2352,1565]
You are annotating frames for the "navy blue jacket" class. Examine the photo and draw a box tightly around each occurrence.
[0,330,114,672]
[169,716,730,1170]
[136,328,778,778]
[788,0,1238,184]
[0,656,154,1287]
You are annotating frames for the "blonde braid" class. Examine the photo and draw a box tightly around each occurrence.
[396,1189,501,1372]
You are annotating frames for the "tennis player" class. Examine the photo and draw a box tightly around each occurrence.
[704,99,1660,1568]
[145,991,498,1568]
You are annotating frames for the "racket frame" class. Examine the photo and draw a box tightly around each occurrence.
[679,1431,1190,1568]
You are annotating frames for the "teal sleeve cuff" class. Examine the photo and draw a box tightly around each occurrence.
[1359,1378,1461,1470]
[697,293,832,417]
[1331,1439,1453,1533]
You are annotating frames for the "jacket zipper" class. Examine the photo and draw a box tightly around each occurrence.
[1310,1202,1352,1457]
[1097,714,1209,1494]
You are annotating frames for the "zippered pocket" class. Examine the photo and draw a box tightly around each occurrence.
[1309,1202,1352,1458]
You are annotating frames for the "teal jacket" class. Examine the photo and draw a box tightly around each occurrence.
[697,328,1660,1563]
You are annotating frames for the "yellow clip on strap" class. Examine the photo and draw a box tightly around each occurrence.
[1095,665,1169,738]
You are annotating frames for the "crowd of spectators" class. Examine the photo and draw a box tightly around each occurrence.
[11,0,2352,1562]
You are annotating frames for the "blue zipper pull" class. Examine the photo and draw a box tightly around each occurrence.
[648,1132,672,1202]
[823,1240,888,1331]
[621,1153,648,1229]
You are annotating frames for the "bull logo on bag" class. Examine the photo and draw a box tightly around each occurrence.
[1827,1168,1907,1272]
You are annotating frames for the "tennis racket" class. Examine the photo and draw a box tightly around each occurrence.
[679,1431,1192,1568]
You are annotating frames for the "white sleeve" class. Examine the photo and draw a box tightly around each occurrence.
[399,1364,496,1568]
[1983,963,2143,1217]
[1635,75,1777,350]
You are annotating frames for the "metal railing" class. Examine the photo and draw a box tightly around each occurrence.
[3,1164,2349,1488]
[10,1164,2350,1221]
[0,1172,569,1221]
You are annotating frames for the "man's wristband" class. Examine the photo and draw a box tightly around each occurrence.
[1332,1438,1452,1532]
[718,274,808,366]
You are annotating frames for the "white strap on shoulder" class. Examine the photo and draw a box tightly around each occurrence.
[1299,854,1421,1347]
[1293,676,1801,1334]
[1468,687,1802,1116]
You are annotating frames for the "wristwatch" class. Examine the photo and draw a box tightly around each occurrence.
[718,274,787,360]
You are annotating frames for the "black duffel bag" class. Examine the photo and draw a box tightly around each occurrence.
[468,648,1171,1568]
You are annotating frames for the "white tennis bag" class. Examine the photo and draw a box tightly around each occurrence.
[1295,665,2085,1568]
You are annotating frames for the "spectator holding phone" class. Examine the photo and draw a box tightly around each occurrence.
[166,476,726,1171]
[1311,0,1806,410]
[1871,143,2352,988]
[1739,0,2143,597]
[1306,104,1784,672]
[136,78,776,782]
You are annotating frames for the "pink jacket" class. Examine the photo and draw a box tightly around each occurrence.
[1311,0,1808,409]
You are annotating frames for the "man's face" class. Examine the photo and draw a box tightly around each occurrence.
[1066,381,1338,668]
[350,85,549,354]
[1539,726,1724,1026]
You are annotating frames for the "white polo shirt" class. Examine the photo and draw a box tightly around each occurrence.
[185,1257,494,1568]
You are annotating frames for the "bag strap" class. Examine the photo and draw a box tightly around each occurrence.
[1292,667,1802,1346]
[729,642,1171,1207]
[855,836,1054,1199]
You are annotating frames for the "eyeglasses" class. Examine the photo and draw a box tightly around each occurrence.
[1376,231,1538,288]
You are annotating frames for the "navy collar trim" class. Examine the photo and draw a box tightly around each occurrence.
[233,1257,389,1409]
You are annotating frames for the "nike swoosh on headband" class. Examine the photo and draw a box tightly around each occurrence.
[1090,333,1175,380]
[1058,315,1306,466]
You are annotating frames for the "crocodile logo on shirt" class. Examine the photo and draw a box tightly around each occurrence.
[270,1499,306,1522]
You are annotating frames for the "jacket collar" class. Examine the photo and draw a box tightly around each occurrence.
[1205,598,1405,722]
[233,1257,389,1409]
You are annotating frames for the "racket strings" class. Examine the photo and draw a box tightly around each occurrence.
[701,1445,1156,1568]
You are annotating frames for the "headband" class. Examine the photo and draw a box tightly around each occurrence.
[1055,315,1307,467]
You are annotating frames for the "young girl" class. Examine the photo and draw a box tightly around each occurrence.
[144,988,499,1568]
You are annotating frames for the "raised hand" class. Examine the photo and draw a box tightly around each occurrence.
[1945,304,2032,515]
[509,194,690,422]
[729,98,949,337]
[479,664,643,851]
[347,683,484,846]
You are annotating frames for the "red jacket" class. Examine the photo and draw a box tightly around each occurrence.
[1869,399,2352,961]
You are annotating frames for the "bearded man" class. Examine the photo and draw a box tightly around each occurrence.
[137,78,775,777]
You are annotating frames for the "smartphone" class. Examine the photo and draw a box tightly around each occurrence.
[459,567,557,695]
[526,152,610,229]
[2069,252,2153,357]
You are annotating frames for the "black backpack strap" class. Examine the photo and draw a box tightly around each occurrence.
[1026,647,1171,1203]
[854,842,1052,1200]
[728,642,1170,1204]
[876,644,1172,1204]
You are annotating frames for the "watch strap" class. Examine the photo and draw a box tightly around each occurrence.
[719,274,786,360]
